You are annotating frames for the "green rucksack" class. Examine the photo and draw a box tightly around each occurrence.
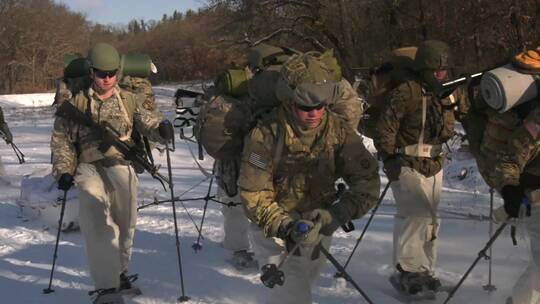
[195,46,359,161]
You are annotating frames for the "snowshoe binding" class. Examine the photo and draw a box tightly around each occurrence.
[231,250,258,270]
[90,288,125,304]
[389,265,444,301]
[118,272,142,296]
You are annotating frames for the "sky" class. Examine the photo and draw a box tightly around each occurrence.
[53,0,206,25]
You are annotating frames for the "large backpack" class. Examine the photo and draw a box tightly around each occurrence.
[360,47,417,138]
[195,47,361,161]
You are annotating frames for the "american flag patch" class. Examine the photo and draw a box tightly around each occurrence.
[249,152,268,169]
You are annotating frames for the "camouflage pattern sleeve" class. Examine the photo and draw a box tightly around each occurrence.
[374,83,414,158]
[453,86,470,123]
[237,124,290,237]
[494,106,540,187]
[337,130,381,218]
[132,93,164,143]
[50,115,78,179]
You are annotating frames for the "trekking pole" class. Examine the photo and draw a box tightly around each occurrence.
[483,188,496,292]
[191,164,215,251]
[443,221,508,304]
[1,132,25,164]
[335,182,392,278]
[164,139,190,302]
[320,246,374,304]
[43,190,68,294]
[260,223,310,288]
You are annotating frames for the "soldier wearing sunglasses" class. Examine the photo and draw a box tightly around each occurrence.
[237,52,380,304]
[51,42,172,304]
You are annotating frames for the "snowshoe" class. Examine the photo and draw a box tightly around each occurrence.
[91,288,125,304]
[230,250,258,270]
[118,272,142,296]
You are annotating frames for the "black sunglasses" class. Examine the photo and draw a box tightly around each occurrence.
[93,69,118,79]
[296,103,325,112]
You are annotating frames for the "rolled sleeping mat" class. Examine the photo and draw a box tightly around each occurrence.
[63,54,90,78]
[480,63,540,112]
[121,53,157,78]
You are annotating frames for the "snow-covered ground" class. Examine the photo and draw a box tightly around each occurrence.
[0,85,531,303]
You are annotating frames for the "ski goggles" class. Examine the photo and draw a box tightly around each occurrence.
[93,69,118,79]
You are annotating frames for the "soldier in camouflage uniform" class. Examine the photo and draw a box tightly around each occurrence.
[374,40,467,294]
[238,53,380,304]
[463,49,540,304]
[0,106,14,176]
[50,43,170,304]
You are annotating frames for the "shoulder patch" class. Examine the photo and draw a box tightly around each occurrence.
[248,152,269,169]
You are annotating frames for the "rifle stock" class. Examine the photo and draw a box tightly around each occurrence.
[55,102,169,186]
[175,88,204,99]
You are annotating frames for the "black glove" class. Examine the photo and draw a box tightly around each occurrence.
[158,119,174,142]
[309,203,352,236]
[0,123,13,144]
[383,155,402,181]
[58,173,74,191]
[501,185,525,218]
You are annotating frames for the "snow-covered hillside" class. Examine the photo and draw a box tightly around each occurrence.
[0,86,531,303]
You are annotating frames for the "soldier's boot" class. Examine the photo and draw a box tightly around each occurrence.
[421,273,442,292]
[92,288,124,304]
[231,250,258,269]
[118,272,141,296]
[395,265,423,295]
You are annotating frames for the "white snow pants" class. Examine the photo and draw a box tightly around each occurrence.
[512,194,540,304]
[391,167,442,273]
[75,163,138,290]
[250,224,331,304]
[218,186,251,252]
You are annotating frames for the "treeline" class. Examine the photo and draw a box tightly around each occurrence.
[1,0,539,94]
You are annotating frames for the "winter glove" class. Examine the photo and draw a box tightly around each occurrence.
[0,123,12,144]
[308,204,352,236]
[158,119,174,142]
[383,155,402,182]
[289,219,322,247]
[501,185,525,218]
[58,173,74,191]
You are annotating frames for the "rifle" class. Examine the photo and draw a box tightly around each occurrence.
[437,72,483,99]
[55,102,170,188]
[175,88,204,99]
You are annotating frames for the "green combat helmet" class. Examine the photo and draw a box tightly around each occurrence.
[276,50,341,108]
[414,40,451,92]
[88,42,121,71]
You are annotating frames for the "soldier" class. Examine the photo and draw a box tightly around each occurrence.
[463,48,540,304]
[0,106,14,176]
[237,53,380,303]
[50,42,171,304]
[374,40,466,295]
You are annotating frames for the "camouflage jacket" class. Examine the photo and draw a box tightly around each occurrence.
[374,78,466,177]
[50,85,164,179]
[238,108,380,237]
[465,99,540,190]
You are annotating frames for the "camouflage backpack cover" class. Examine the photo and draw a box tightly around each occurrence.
[195,45,362,161]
